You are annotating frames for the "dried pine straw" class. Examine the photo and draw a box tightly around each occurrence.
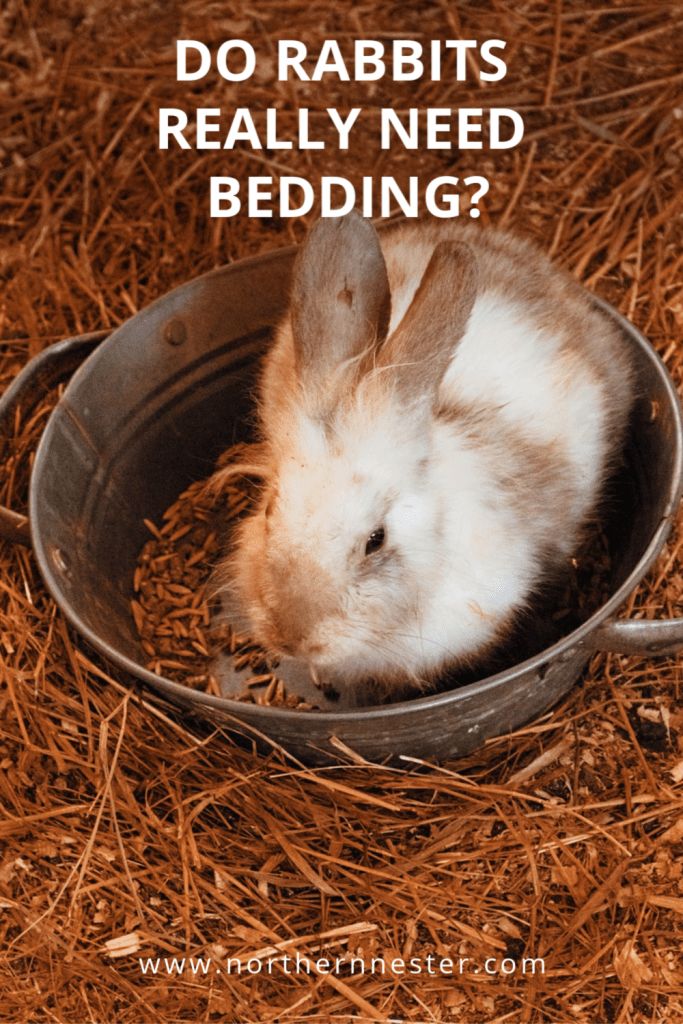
[2,1,683,1021]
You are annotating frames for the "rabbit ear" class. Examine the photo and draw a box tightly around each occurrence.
[290,211,391,389]
[378,241,477,401]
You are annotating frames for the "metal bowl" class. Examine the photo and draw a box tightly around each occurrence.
[3,245,681,765]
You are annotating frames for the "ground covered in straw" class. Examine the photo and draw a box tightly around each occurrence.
[1,1,683,1021]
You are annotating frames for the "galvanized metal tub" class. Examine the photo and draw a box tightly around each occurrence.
[2,245,682,765]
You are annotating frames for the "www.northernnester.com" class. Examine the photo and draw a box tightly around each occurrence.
[138,952,545,978]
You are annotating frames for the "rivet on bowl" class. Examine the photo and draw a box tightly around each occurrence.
[164,319,187,347]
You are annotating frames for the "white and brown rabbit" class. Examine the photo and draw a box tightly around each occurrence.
[221,212,633,700]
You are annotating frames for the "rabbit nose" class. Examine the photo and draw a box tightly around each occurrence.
[268,623,325,660]
[270,615,310,657]
[266,555,338,653]
[264,610,306,656]
[275,636,297,657]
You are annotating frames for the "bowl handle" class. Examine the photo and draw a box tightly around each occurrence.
[592,616,683,656]
[0,331,110,546]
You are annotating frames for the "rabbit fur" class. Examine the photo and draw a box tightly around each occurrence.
[220,212,634,699]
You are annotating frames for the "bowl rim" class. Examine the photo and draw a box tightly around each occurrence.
[30,273,683,725]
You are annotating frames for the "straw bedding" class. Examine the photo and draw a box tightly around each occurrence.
[1,1,683,1021]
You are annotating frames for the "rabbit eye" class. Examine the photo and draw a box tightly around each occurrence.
[364,526,386,556]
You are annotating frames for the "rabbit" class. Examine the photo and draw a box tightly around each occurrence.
[218,211,634,703]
